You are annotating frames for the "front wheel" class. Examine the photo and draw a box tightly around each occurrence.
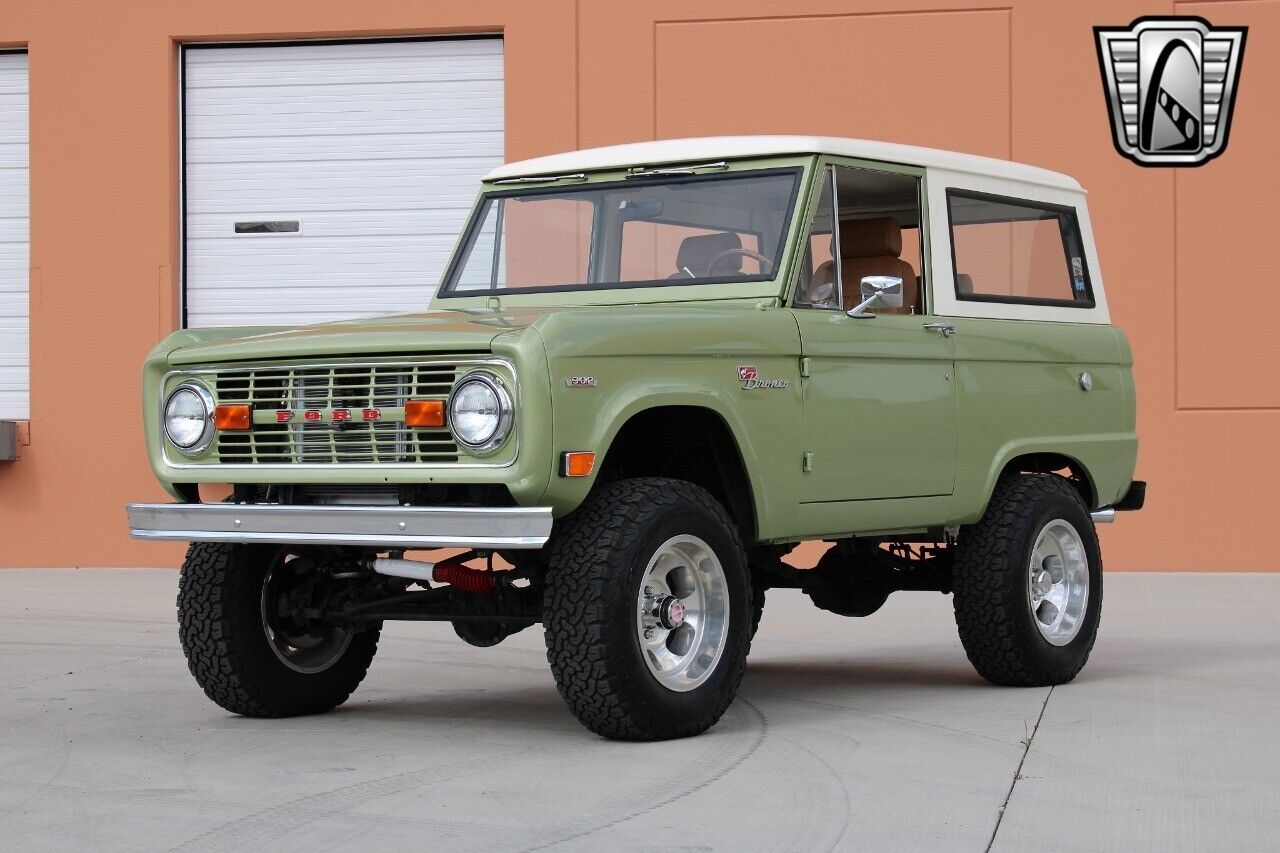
[177,542,381,717]
[543,478,753,740]
[952,474,1103,686]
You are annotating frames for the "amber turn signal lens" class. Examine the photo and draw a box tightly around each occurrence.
[405,399,446,428]
[560,451,596,478]
[213,404,251,431]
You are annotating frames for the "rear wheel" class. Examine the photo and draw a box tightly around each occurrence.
[952,474,1102,686]
[177,542,381,717]
[543,478,752,740]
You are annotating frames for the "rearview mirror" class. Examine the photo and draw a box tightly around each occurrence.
[847,275,904,317]
[616,199,664,221]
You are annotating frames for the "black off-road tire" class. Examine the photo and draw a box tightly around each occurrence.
[177,541,380,717]
[543,477,753,741]
[952,474,1103,687]
[746,547,785,637]
[750,586,766,637]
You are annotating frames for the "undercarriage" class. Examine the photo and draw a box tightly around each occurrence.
[269,548,544,648]
[752,538,954,617]
[270,535,955,649]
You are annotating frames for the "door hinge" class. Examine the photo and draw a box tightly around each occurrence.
[799,356,811,378]
[803,451,815,473]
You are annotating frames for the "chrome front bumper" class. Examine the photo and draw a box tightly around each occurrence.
[126,502,553,550]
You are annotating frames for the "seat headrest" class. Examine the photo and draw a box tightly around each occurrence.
[676,231,742,276]
[840,217,902,259]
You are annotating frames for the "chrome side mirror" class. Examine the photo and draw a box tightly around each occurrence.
[847,275,903,318]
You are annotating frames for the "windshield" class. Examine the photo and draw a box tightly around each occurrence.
[439,169,801,296]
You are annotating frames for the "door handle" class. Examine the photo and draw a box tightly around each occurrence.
[923,322,956,338]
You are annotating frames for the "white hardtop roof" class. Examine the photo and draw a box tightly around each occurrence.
[485,135,1082,192]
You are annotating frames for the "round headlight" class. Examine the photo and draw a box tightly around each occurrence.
[164,382,215,454]
[447,372,512,454]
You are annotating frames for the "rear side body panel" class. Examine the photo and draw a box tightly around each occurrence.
[949,318,1137,520]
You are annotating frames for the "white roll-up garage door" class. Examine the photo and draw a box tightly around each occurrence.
[0,52,29,420]
[182,38,503,328]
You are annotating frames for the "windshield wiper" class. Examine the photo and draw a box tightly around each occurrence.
[491,172,587,186]
[625,161,728,179]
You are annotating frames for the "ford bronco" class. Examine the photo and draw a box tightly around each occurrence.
[128,136,1144,740]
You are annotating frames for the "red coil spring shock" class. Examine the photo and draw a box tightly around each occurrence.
[432,557,496,593]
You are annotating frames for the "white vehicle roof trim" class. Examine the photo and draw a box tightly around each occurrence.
[485,136,1083,192]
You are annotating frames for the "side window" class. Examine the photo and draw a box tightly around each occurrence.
[794,165,926,314]
[947,191,1093,306]
[833,167,925,315]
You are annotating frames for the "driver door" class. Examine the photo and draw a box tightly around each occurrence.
[791,163,958,504]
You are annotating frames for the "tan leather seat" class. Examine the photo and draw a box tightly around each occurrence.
[838,218,918,314]
[667,232,743,279]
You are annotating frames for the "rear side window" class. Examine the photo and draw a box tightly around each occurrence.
[946,190,1093,307]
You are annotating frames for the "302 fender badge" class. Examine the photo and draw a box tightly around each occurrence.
[737,365,790,390]
[563,376,598,388]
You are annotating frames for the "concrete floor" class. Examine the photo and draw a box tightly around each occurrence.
[1,570,1277,852]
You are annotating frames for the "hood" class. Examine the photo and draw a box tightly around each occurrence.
[165,306,557,365]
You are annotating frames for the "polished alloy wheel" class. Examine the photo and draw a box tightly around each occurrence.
[636,534,730,692]
[1027,519,1090,646]
[260,554,353,674]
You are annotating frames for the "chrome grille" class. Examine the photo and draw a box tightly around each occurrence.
[211,360,469,464]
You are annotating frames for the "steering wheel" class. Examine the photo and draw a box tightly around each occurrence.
[705,248,773,277]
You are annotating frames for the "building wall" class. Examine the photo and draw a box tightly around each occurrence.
[0,0,1275,570]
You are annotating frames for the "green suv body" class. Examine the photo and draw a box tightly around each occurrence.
[131,136,1142,739]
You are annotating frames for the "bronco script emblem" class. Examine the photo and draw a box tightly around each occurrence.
[737,365,789,390]
[1095,17,1247,167]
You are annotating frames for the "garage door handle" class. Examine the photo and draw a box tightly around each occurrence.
[234,220,300,234]
[923,322,956,338]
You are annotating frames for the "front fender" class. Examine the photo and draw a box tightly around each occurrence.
[530,308,803,539]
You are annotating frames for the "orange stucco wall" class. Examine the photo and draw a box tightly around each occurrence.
[0,0,1276,570]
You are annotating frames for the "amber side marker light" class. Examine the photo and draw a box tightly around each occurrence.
[214,404,251,431]
[405,399,446,428]
[560,451,596,478]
